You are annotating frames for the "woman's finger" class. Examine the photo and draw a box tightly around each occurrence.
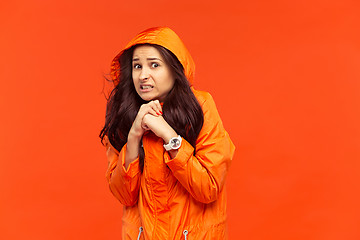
[142,101,162,116]
[141,120,150,130]
[153,100,163,115]
[147,108,159,117]
[150,100,162,115]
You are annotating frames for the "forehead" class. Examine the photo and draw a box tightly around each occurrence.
[133,45,162,59]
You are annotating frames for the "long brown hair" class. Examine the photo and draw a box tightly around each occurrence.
[99,44,204,171]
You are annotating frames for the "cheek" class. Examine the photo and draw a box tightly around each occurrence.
[168,80,175,91]
[168,75,175,90]
[163,71,175,89]
[132,72,138,84]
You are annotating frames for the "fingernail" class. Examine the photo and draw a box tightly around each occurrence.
[157,112,160,115]
[159,111,163,114]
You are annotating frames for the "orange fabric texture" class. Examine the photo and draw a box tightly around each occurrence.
[104,27,235,239]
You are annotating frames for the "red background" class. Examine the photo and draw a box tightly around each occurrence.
[1,0,360,239]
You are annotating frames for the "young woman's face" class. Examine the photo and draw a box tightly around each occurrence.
[132,45,175,102]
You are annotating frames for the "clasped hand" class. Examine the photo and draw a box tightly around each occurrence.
[125,100,179,166]
[129,100,176,142]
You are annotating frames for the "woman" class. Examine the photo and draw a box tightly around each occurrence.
[100,27,235,240]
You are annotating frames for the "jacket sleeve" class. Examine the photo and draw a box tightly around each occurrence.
[164,92,235,204]
[104,136,141,206]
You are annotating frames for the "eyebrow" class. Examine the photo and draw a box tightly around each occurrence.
[132,57,163,62]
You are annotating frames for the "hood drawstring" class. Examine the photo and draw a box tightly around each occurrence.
[183,230,188,240]
[137,226,143,240]
[137,226,187,239]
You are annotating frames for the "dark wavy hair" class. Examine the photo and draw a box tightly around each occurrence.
[99,44,204,171]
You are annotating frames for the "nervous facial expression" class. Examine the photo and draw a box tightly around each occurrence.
[132,45,175,102]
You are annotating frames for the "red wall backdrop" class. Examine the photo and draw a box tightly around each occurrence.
[1,0,359,239]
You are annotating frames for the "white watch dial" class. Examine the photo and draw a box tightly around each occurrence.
[171,138,181,148]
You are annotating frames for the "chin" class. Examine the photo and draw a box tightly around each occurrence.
[139,94,155,102]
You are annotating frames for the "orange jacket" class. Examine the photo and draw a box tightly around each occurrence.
[104,27,235,240]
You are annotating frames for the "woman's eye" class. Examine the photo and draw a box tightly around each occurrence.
[134,64,141,69]
[151,63,159,68]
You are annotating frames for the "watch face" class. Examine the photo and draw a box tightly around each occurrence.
[171,138,181,148]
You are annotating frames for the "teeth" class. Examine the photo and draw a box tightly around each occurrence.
[142,86,152,89]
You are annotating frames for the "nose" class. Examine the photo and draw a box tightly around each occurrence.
[139,67,150,81]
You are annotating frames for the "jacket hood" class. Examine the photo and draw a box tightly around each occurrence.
[110,27,195,86]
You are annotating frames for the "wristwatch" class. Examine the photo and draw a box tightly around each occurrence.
[163,135,182,151]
